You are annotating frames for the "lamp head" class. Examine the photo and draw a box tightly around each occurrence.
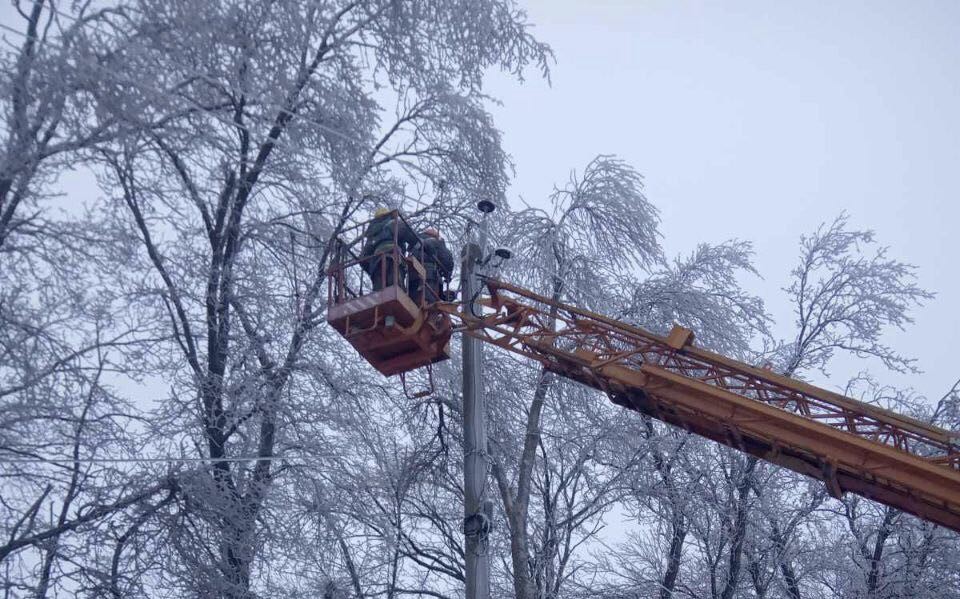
[477,199,496,214]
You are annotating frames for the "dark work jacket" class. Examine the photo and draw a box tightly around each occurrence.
[421,238,454,283]
[361,214,418,257]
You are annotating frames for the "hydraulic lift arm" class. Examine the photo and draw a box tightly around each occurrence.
[435,277,960,532]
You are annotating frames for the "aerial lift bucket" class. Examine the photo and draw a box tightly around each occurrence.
[326,211,453,384]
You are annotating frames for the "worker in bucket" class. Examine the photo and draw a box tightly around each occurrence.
[361,208,418,290]
[419,227,454,303]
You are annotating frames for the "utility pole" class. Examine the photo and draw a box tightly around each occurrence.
[462,199,495,599]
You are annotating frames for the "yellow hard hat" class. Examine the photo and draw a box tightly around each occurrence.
[374,207,391,217]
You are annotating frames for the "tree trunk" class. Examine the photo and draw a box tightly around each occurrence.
[719,456,758,599]
[866,508,897,599]
[660,511,687,599]
[771,522,801,599]
[501,280,563,599]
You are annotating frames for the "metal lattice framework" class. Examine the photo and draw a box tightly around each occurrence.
[435,277,960,532]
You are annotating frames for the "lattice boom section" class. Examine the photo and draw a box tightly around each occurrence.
[436,277,960,531]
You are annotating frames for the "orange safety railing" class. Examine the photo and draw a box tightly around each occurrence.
[326,210,451,318]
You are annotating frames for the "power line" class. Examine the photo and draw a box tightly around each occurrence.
[0,454,327,465]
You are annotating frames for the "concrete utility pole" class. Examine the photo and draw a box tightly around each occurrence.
[462,199,495,599]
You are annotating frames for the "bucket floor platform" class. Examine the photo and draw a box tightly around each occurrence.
[327,285,452,376]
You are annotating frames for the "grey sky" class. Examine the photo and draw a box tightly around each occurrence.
[485,0,960,402]
[1,0,955,401]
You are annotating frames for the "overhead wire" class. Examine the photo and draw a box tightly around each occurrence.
[0,454,324,465]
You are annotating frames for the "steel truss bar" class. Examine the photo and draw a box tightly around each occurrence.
[435,277,960,532]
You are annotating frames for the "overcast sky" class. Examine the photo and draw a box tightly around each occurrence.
[1,1,955,404]
[485,0,960,403]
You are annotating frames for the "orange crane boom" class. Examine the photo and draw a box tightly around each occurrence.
[434,277,960,532]
[326,213,960,532]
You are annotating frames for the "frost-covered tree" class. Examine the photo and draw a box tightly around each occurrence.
[799,376,960,599]
[682,215,935,599]
[777,214,932,376]
[597,214,943,599]
[480,155,661,599]
[0,0,129,249]
[590,236,770,599]
[741,215,935,599]
[2,2,957,597]
[0,4,184,595]
[84,0,549,596]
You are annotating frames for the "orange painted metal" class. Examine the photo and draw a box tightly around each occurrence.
[327,285,451,376]
[326,212,960,530]
[432,277,960,532]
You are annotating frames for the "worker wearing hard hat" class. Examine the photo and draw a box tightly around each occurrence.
[361,208,418,291]
[419,227,454,303]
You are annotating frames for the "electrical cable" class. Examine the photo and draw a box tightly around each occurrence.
[0,454,325,465]
[468,286,485,318]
